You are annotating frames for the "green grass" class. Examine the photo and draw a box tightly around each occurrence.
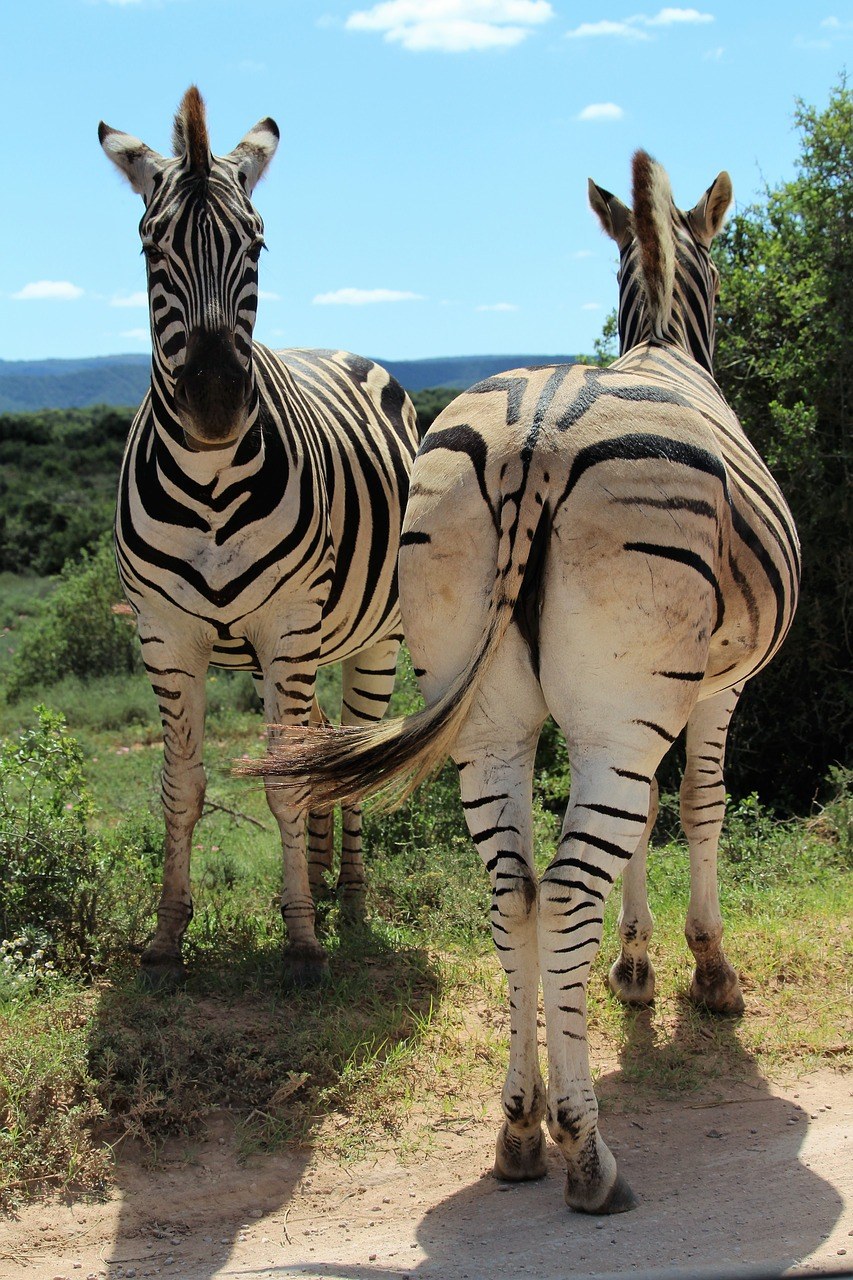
[1,582,850,1208]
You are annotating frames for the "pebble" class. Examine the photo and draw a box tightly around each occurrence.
[250,1207,264,1218]
[369,1253,377,1262]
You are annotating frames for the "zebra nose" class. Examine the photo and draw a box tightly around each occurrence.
[174,328,252,439]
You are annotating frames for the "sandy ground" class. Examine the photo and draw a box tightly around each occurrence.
[2,1068,851,1280]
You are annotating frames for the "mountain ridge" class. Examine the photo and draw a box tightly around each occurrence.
[0,352,579,413]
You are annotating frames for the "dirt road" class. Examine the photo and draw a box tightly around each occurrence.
[3,1068,851,1280]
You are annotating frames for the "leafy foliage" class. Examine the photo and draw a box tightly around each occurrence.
[712,78,852,806]
[410,385,459,435]
[0,708,100,971]
[0,708,160,977]
[0,405,132,573]
[6,538,139,702]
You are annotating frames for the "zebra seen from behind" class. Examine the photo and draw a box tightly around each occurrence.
[100,87,419,986]
[244,151,800,1211]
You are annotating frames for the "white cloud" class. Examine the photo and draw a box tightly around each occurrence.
[582,302,602,311]
[120,328,150,341]
[346,0,553,52]
[476,302,518,311]
[567,7,712,39]
[816,15,853,36]
[577,102,624,122]
[312,287,424,305]
[703,44,725,59]
[566,20,649,39]
[645,7,713,25]
[13,280,84,301]
[570,249,595,259]
[110,291,148,308]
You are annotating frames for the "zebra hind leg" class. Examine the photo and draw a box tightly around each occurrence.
[608,777,658,1006]
[682,687,745,1015]
[336,639,402,925]
[307,808,335,903]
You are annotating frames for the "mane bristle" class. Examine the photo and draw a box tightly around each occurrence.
[631,149,675,339]
[172,85,210,175]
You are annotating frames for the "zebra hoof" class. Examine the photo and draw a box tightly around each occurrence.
[138,953,187,991]
[282,944,330,988]
[608,954,655,1006]
[689,963,745,1016]
[566,1170,638,1215]
[493,1123,548,1181]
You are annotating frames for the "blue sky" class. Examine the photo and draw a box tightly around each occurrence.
[1,1,849,364]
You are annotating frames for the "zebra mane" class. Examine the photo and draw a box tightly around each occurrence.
[631,150,675,340]
[172,86,211,177]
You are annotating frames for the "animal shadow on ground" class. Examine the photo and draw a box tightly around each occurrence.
[86,923,439,1279]
[273,996,846,1280]
[402,999,846,1280]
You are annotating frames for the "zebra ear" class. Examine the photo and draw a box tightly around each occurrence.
[229,118,280,196]
[99,123,164,203]
[588,179,632,247]
[688,172,733,246]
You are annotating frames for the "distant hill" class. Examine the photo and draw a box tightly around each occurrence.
[0,352,578,413]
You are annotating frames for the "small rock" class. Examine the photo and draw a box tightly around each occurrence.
[369,1255,377,1262]
[249,1208,263,1218]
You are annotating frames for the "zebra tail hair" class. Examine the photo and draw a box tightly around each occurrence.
[631,149,675,340]
[235,475,551,813]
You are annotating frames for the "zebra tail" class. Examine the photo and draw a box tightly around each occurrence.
[632,149,675,340]
[235,476,550,813]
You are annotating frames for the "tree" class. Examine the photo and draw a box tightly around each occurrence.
[711,77,852,807]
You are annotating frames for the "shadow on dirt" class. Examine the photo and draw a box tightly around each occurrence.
[87,923,439,1279]
[264,997,847,1280]
[402,1001,846,1280]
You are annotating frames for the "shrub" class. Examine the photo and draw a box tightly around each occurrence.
[0,708,102,971]
[5,538,139,702]
[0,709,161,976]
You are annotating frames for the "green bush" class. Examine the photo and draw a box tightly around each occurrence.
[0,708,101,971]
[0,709,161,977]
[5,538,139,702]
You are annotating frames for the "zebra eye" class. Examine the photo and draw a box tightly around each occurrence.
[247,238,266,263]
[141,242,165,265]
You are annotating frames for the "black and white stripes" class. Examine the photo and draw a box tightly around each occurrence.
[249,150,799,1212]
[101,87,418,982]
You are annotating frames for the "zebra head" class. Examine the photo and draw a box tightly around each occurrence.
[99,87,279,448]
[588,151,732,372]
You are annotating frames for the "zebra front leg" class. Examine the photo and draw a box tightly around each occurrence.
[608,777,658,1006]
[337,639,402,924]
[257,622,328,985]
[682,687,745,1014]
[140,640,211,986]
